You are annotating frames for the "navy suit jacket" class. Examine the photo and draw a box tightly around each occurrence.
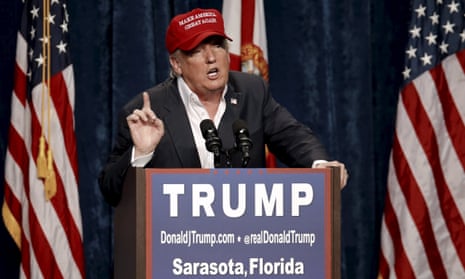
[99,71,328,206]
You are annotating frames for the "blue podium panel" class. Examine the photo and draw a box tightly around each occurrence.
[146,168,333,279]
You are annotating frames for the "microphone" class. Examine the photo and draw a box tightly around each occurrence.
[233,119,253,167]
[200,119,223,167]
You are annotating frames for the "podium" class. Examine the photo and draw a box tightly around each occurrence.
[114,167,340,279]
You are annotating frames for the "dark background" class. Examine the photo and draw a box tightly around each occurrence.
[0,0,410,278]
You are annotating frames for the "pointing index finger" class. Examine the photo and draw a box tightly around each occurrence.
[142,92,151,110]
[142,91,158,122]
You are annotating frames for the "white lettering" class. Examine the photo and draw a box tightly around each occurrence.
[222,183,246,218]
[163,182,314,217]
[178,12,217,29]
[163,184,184,217]
[249,257,304,275]
[291,183,314,216]
[255,183,283,216]
[172,258,245,276]
[192,184,215,217]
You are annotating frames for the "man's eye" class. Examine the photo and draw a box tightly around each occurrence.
[188,49,201,56]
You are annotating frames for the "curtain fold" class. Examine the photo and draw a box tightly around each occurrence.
[265,1,378,278]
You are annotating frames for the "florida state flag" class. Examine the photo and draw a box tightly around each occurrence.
[222,0,276,167]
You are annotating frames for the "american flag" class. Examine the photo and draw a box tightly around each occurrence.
[2,0,85,278]
[223,0,277,167]
[379,0,465,278]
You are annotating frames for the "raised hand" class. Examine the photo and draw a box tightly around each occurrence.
[126,92,164,157]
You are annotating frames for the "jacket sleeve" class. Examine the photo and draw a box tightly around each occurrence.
[230,71,329,167]
[259,77,330,166]
[98,97,142,206]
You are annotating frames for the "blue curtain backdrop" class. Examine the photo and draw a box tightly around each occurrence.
[0,0,410,278]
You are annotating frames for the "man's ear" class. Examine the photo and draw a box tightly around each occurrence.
[169,55,182,76]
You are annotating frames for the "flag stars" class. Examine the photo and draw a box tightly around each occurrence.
[448,0,460,14]
[35,54,45,67]
[39,35,50,45]
[30,26,36,39]
[439,41,449,54]
[425,32,437,45]
[442,21,455,34]
[410,25,422,38]
[60,21,68,33]
[47,14,56,25]
[415,4,427,18]
[402,66,412,80]
[30,5,39,19]
[430,12,440,25]
[406,45,417,58]
[420,52,433,65]
[63,4,69,22]
[56,40,67,53]
[51,0,60,5]
[460,30,465,42]
[402,1,464,83]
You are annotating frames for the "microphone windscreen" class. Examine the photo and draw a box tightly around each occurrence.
[232,119,248,135]
[200,119,216,138]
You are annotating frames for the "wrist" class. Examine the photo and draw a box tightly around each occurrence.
[134,147,154,157]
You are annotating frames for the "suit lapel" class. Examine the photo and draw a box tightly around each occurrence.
[218,86,242,149]
[162,87,201,167]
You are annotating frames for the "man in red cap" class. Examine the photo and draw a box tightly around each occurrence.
[99,8,348,206]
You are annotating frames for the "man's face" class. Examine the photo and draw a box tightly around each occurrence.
[170,36,230,97]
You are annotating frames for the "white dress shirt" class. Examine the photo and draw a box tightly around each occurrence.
[131,77,227,168]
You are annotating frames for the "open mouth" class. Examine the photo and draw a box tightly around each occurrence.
[207,68,219,78]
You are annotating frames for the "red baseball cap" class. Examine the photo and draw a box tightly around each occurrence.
[165,8,232,53]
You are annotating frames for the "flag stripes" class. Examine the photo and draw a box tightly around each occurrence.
[379,50,465,278]
[392,132,448,278]
[431,55,465,170]
[2,0,85,278]
[380,179,417,278]
[240,0,254,47]
[409,55,465,267]
[6,61,84,278]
